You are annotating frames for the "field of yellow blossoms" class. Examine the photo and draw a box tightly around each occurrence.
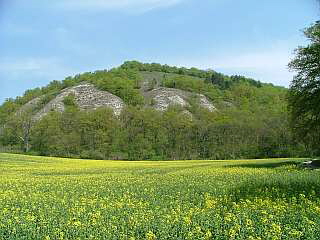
[0,153,319,239]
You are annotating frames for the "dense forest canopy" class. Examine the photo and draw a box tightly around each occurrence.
[0,61,306,160]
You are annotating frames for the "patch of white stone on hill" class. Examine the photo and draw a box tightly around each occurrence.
[22,84,217,120]
[144,87,216,112]
[18,97,42,114]
[34,84,124,119]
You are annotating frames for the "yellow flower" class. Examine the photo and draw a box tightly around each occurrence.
[73,220,82,227]
[224,213,234,222]
[145,231,156,240]
[245,218,253,226]
[183,216,192,225]
[195,226,202,233]
[289,229,303,238]
[204,230,212,240]
[248,236,262,240]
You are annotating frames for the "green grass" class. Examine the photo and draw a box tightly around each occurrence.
[0,153,319,240]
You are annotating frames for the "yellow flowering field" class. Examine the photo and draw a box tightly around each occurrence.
[0,153,319,240]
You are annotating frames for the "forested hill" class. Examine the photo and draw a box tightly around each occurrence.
[0,61,301,160]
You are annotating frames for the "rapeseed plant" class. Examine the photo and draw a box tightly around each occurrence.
[0,153,319,239]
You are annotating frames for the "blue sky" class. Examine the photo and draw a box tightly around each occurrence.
[0,0,319,103]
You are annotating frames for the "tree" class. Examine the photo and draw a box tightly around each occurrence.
[288,21,320,155]
[77,108,120,159]
[2,110,35,152]
[0,99,20,125]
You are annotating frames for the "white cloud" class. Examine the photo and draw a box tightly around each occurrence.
[213,51,292,71]
[0,57,77,103]
[166,41,297,87]
[0,57,77,80]
[1,58,56,71]
[211,47,295,87]
[208,49,293,86]
[59,0,183,13]
[1,22,35,36]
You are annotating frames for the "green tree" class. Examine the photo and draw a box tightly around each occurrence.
[2,110,35,152]
[0,99,20,125]
[31,112,61,155]
[120,107,162,160]
[288,21,320,155]
[78,108,120,159]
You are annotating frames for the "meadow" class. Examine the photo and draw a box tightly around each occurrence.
[0,153,319,240]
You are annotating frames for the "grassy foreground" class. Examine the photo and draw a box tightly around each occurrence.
[0,154,319,240]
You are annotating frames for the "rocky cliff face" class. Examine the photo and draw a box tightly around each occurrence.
[34,84,124,119]
[18,97,41,114]
[144,87,216,112]
[23,83,216,120]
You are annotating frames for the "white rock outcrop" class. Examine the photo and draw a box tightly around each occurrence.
[34,84,124,119]
[198,94,216,112]
[145,87,216,112]
[22,84,216,120]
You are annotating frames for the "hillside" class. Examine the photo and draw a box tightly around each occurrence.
[0,61,299,160]
[20,82,216,120]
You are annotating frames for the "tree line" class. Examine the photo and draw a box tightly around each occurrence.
[0,102,300,160]
[1,42,318,160]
